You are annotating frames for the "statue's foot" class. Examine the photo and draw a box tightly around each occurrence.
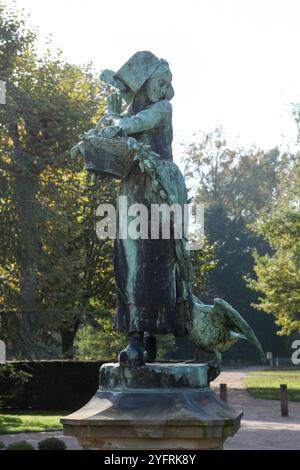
[143,333,157,363]
[208,358,221,367]
[207,360,221,382]
[118,332,145,367]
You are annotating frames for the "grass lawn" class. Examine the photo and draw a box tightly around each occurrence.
[244,370,300,401]
[0,411,66,434]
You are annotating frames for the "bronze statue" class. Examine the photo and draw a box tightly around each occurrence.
[106,52,191,366]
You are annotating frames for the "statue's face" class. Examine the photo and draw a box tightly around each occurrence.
[145,66,172,103]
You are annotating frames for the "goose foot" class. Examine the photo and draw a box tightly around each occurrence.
[207,356,221,382]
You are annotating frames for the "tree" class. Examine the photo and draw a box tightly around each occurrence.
[183,128,288,361]
[248,160,300,336]
[184,128,236,209]
[0,0,39,354]
[0,1,120,358]
[184,128,281,219]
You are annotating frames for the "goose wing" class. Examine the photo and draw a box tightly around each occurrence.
[213,298,265,360]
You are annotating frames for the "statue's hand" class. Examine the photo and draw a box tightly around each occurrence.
[85,128,97,137]
[70,142,83,159]
[107,92,123,114]
[100,126,124,138]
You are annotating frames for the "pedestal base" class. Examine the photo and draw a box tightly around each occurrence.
[62,363,242,450]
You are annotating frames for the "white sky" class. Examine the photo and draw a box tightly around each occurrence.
[11,0,300,154]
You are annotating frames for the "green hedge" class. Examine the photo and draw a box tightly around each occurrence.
[0,360,107,411]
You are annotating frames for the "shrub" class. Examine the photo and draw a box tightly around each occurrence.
[0,363,31,409]
[0,440,5,449]
[0,361,104,410]
[6,441,35,450]
[38,437,67,450]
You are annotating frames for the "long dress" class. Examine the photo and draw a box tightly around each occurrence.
[113,99,191,336]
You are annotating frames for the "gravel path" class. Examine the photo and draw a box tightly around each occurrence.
[212,367,300,450]
[1,367,299,450]
[0,430,80,450]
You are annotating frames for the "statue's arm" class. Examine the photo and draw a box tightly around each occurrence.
[116,100,172,135]
[100,69,133,105]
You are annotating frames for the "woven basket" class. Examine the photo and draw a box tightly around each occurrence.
[82,136,136,179]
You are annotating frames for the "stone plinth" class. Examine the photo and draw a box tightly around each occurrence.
[61,363,242,450]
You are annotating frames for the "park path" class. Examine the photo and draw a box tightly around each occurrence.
[212,367,300,450]
[1,367,300,450]
[0,430,81,450]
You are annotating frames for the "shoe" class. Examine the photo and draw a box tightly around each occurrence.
[118,333,145,367]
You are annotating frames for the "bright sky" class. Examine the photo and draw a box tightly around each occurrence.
[12,0,300,154]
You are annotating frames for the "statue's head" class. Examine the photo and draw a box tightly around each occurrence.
[145,60,174,103]
[114,51,174,102]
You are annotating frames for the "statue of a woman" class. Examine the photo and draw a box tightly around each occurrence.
[74,51,192,366]
[73,51,192,366]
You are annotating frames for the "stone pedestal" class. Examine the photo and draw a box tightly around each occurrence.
[61,363,242,450]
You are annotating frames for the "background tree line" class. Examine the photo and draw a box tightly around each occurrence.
[182,128,299,362]
[0,1,299,362]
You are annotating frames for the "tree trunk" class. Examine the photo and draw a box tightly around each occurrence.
[13,150,40,357]
[60,321,80,359]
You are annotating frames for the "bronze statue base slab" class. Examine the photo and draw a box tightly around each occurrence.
[61,363,242,450]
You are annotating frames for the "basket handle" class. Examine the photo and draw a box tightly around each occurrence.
[95,112,123,131]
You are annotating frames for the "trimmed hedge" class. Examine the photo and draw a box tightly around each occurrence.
[6,441,35,450]
[38,438,67,450]
[0,360,107,411]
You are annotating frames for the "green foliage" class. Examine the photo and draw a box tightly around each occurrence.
[156,335,178,360]
[75,319,125,361]
[75,324,179,361]
[184,127,281,219]
[184,127,237,209]
[0,440,5,449]
[0,364,31,409]
[183,128,288,360]
[6,440,35,450]
[38,437,66,450]
[0,363,31,384]
[247,160,300,336]
[191,238,217,297]
[0,1,119,359]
